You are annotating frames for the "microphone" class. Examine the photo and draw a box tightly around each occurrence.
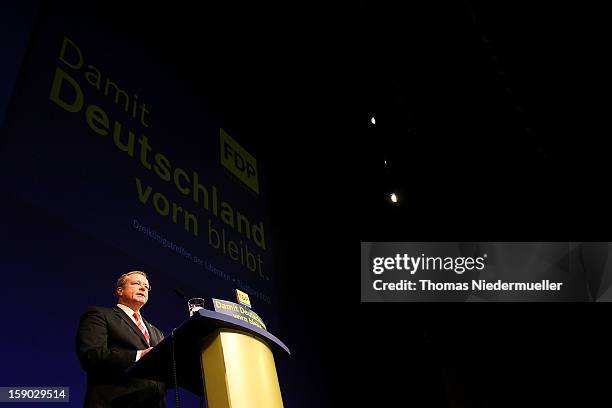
[174,288,187,301]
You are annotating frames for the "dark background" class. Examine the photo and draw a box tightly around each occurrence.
[2,1,611,407]
[355,2,611,406]
[358,2,612,242]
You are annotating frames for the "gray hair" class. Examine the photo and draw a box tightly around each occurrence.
[116,271,148,289]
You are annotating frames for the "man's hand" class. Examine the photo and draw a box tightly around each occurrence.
[135,347,153,362]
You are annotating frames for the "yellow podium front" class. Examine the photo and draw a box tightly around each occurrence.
[124,306,290,406]
[200,328,284,408]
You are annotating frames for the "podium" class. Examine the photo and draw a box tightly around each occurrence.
[125,308,290,408]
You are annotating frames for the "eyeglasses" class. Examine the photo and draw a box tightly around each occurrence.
[129,281,151,291]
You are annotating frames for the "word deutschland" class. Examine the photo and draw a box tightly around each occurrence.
[373,279,564,291]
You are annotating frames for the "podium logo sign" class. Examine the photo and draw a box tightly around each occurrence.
[213,298,266,330]
[235,288,252,308]
[220,128,260,194]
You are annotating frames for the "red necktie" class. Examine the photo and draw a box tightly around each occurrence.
[133,312,150,346]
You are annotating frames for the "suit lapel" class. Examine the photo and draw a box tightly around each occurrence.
[112,306,149,348]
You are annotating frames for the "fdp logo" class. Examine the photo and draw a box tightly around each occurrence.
[220,128,259,194]
[235,288,252,308]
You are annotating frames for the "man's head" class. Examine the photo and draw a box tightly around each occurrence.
[116,271,150,311]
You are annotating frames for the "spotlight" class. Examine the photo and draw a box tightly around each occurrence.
[370,116,376,125]
[390,193,398,203]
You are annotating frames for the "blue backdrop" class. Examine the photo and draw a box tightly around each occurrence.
[0,3,324,406]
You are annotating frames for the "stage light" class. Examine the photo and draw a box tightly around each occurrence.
[390,193,398,203]
[371,116,376,125]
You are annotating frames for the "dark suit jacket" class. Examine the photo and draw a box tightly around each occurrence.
[76,306,166,408]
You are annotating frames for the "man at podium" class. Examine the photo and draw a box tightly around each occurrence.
[76,271,166,407]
